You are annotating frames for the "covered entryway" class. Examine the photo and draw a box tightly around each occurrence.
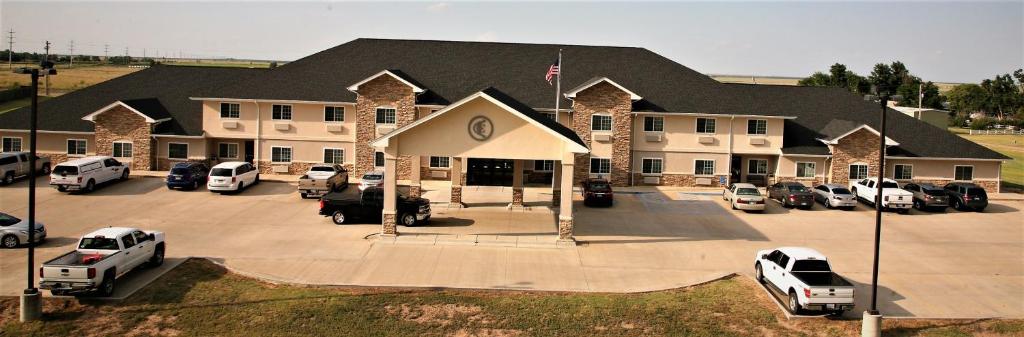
[370,87,589,242]
[467,158,514,186]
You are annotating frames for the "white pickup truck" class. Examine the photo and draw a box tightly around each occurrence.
[39,227,165,296]
[754,247,855,314]
[850,177,913,213]
[297,163,349,199]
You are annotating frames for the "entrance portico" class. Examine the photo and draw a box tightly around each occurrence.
[371,87,589,241]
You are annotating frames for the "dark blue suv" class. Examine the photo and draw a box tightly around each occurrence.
[166,162,210,190]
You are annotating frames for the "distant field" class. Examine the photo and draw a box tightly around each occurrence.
[952,128,1024,191]
[161,59,274,68]
[711,75,961,93]
[0,64,140,93]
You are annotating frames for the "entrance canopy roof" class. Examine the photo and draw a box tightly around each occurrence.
[371,87,588,160]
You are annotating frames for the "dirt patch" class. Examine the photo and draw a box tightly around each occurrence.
[386,303,493,326]
[125,314,181,337]
[450,328,523,337]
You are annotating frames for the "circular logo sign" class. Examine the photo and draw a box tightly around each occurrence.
[468,116,493,141]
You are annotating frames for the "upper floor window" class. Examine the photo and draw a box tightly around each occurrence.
[376,108,396,124]
[67,139,87,156]
[643,116,664,132]
[642,158,663,175]
[324,106,345,122]
[168,143,189,160]
[954,165,973,181]
[591,115,612,132]
[220,103,240,119]
[534,160,554,172]
[2,137,22,152]
[272,104,292,120]
[112,141,133,158]
[747,119,767,135]
[429,156,450,168]
[696,118,716,134]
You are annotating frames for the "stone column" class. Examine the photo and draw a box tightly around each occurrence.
[510,159,524,208]
[381,147,398,236]
[551,162,561,207]
[449,157,464,207]
[409,155,422,198]
[558,160,575,242]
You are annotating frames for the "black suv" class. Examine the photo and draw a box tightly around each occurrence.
[166,162,210,190]
[943,182,988,212]
[902,183,949,211]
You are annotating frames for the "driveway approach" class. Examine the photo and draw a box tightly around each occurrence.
[1,176,1021,319]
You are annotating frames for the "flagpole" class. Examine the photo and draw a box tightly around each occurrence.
[554,49,562,123]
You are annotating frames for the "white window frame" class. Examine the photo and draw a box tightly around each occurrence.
[953,165,974,181]
[324,106,345,123]
[533,160,554,172]
[893,164,913,180]
[541,112,556,121]
[746,119,768,135]
[218,142,239,159]
[795,162,816,178]
[589,157,611,174]
[112,141,133,158]
[641,157,663,175]
[694,159,715,176]
[696,117,716,134]
[219,102,240,119]
[375,107,397,125]
[748,159,768,175]
[167,142,189,160]
[591,114,612,132]
[66,139,87,156]
[643,116,664,132]
[849,163,869,180]
[374,151,385,168]
[323,148,345,164]
[2,136,23,152]
[429,156,451,169]
[270,146,292,163]
[271,104,293,121]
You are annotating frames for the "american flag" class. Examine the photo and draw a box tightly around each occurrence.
[545,58,560,85]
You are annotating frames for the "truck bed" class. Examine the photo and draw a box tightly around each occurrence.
[791,272,853,288]
[44,250,118,267]
[322,188,362,203]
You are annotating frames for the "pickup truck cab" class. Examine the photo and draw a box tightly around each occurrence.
[50,156,129,193]
[319,187,430,226]
[39,227,165,296]
[850,177,912,213]
[1,151,51,185]
[754,247,855,314]
[298,163,349,199]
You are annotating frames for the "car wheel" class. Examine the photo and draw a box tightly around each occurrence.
[401,213,417,227]
[254,174,260,184]
[332,211,346,225]
[148,244,165,267]
[788,291,802,314]
[2,172,12,185]
[236,182,244,192]
[57,186,67,192]
[731,202,737,210]
[1,234,19,248]
[825,198,832,209]
[300,193,308,199]
[192,181,200,190]
[898,209,909,214]
[98,272,115,297]
[85,179,96,193]
[40,164,51,175]
[166,185,174,190]
[754,263,764,283]
[121,169,130,180]
[952,199,963,211]
[913,200,921,210]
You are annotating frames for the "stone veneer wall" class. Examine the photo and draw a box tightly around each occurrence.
[828,129,881,186]
[632,173,728,187]
[420,166,451,181]
[256,161,318,175]
[570,82,633,186]
[354,75,416,179]
[156,158,212,172]
[94,105,153,171]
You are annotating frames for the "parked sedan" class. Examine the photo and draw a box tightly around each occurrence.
[0,212,46,248]
[359,171,384,191]
[723,183,765,212]
[581,178,613,207]
[166,162,210,190]
[812,184,857,210]
[768,182,815,209]
[944,182,988,212]
[902,183,949,211]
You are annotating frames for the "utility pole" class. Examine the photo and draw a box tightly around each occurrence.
[918,83,923,110]
[104,44,109,63]
[43,41,50,96]
[6,29,13,69]
[124,46,129,65]
[68,40,74,67]
[143,48,146,59]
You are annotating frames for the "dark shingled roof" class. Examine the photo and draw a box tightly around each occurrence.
[0,65,266,136]
[479,87,586,148]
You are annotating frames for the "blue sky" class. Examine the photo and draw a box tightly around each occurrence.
[2,1,1021,83]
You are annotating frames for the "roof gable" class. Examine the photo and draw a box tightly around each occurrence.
[820,124,899,146]
[564,77,642,101]
[82,99,171,124]
[346,69,426,93]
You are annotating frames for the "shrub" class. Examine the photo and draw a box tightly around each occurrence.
[969,117,997,130]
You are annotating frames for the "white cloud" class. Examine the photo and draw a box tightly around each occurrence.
[474,31,498,42]
[427,2,449,13]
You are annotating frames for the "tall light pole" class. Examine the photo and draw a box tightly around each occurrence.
[14,60,56,323]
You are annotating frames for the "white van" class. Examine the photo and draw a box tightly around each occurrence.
[50,156,129,193]
[207,161,259,193]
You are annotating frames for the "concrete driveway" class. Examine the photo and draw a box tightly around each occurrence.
[0,176,1021,319]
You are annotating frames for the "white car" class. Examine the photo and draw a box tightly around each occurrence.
[754,247,855,314]
[359,170,384,191]
[850,177,913,213]
[49,156,129,193]
[723,183,766,211]
[0,212,46,248]
[812,184,857,209]
[39,227,165,296]
[207,161,260,193]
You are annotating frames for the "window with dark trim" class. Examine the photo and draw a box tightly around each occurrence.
[376,108,396,124]
[696,118,716,134]
[747,119,767,135]
[429,156,450,168]
[324,106,345,122]
[591,115,612,132]
[954,165,973,181]
[695,160,715,176]
[643,116,664,132]
[168,143,188,160]
[642,158,663,174]
[219,103,240,118]
[589,158,610,174]
[374,151,385,167]
[272,104,292,120]
[894,164,913,180]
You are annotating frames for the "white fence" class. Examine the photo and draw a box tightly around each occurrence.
[969,129,1024,135]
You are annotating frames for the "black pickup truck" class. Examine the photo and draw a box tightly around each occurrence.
[319,187,431,226]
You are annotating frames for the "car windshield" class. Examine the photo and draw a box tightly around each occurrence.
[170,168,192,175]
[589,182,611,190]
[737,188,760,196]
[786,185,808,193]
[78,237,120,250]
[52,165,78,176]
[310,167,335,172]
[880,181,899,189]
[923,188,946,196]
[831,187,852,195]
[791,260,831,272]
[210,168,234,177]
[363,174,383,180]
[0,213,20,226]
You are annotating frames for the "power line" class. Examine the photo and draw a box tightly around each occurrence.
[104,44,109,62]
[44,40,50,96]
[6,29,13,69]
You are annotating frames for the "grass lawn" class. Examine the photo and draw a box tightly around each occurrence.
[0,65,141,93]
[951,128,1024,191]
[2,259,1021,336]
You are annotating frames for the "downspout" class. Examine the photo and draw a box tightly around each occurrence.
[253,99,261,170]
[629,113,636,186]
[727,115,735,185]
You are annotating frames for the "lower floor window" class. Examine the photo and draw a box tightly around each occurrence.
[695,160,715,176]
[168,143,188,160]
[893,164,913,180]
[374,152,385,167]
[67,139,87,155]
[849,164,868,180]
[796,162,816,178]
[429,156,450,168]
[2,137,21,152]
[218,143,238,159]
[590,158,610,174]
[748,159,768,175]
[534,160,554,172]
[271,147,292,163]
[112,141,133,158]
[642,158,663,174]
[324,148,344,164]
[954,165,973,181]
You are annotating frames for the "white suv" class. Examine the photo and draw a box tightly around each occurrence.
[207,161,259,193]
[49,156,129,193]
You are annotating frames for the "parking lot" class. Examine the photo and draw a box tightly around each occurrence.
[1,176,1022,319]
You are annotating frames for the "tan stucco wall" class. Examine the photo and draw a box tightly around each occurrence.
[731,117,784,153]
[632,115,783,155]
[632,151,729,176]
[738,154,779,182]
[259,139,355,164]
[154,137,208,160]
[777,155,828,181]
[0,130,97,157]
[201,100,356,141]
[202,100,258,138]
[885,159,1000,181]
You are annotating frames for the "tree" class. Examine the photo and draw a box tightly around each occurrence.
[797,63,870,95]
[797,72,831,86]
[829,63,848,88]
[947,83,987,116]
[869,63,898,96]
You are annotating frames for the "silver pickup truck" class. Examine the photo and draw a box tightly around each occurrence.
[40,227,165,296]
[1,151,52,185]
[298,163,349,199]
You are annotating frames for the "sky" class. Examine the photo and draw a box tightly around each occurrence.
[1,1,1021,83]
